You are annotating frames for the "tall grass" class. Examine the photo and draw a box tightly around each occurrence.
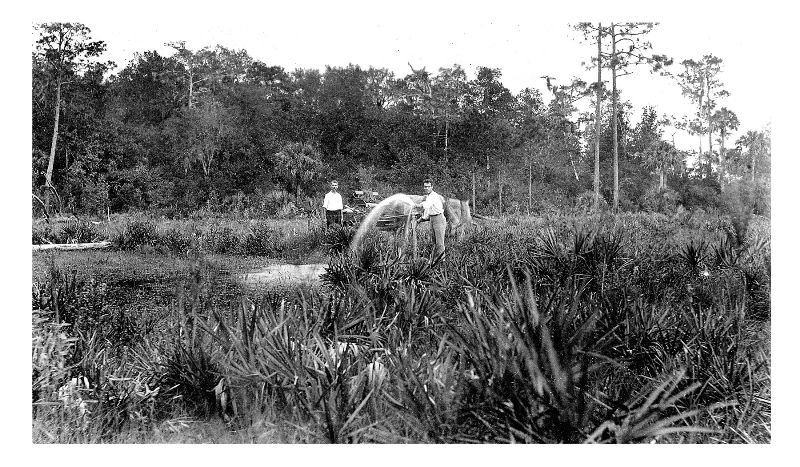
[33,219,104,245]
[104,215,327,261]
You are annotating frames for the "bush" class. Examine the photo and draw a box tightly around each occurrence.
[674,177,721,211]
[61,220,101,244]
[113,218,158,250]
[752,182,770,216]
[242,221,278,256]
[720,182,755,247]
[323,225,355,256]
[109,165,175,212]
[32,224,54,245]
[159,225,196,255]
[641,186,681,214]
[32,220,105,245]
[32,309,76,404]
[573,190,609,213]
[202,226,240,254]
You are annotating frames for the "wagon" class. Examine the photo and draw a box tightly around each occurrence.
[342,190,382,226]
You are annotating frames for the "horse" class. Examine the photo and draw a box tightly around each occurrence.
[352,193,474,260]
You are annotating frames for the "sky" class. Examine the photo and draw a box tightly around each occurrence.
[42,1,780,153]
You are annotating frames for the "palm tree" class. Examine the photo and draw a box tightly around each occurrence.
[735,130,765,183]
[711,107,739,190]
[274,142,323,200]
[638,140,683,191]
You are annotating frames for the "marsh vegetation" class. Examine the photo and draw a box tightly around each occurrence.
[32,210,770,443]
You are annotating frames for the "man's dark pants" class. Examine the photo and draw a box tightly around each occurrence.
[326,209,343,228]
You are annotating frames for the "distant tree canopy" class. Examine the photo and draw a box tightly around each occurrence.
[31,24,770,217]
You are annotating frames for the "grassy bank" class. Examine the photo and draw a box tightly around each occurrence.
[33,214,329,263]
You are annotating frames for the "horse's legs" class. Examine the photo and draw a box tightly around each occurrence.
[410,215,418,260]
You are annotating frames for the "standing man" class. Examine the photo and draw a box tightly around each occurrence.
[323,180,344,229]
[415,178,447,261]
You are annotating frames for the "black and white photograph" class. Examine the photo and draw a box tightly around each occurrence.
[24,1,786,450]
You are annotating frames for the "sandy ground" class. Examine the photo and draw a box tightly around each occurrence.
[239,263,327,286]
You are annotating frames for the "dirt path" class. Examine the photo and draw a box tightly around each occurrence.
[238,263,327,286]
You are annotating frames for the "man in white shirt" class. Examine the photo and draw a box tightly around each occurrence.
[415,178,447,261]
[323,180,344,228]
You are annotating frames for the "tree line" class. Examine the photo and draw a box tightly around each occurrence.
[32,22,771,218]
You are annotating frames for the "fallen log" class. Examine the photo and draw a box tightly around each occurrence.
[33,241,112,252]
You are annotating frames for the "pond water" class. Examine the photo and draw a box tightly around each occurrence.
[239,263,328,286]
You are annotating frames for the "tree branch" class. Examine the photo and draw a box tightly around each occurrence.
[32,194,50,223]
[44,177,63,213]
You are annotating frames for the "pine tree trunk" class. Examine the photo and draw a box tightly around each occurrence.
[593,23,602,212]
[45,77,63,214]
[528,161,532,215]
[188,67,194,108]
[444,113,449,162]
[611,24,619,212]
[569,152,580,181]
[708,126,714,180]
[498,166,502,214]
[697,89,704,177]
[706,78,713,178]
[719,129,726,192]
[472,169,476,216]
[699,136,703,176]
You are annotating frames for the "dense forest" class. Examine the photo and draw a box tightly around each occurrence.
[32,22,771,219]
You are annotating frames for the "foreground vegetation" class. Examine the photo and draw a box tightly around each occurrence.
[32,209,770,443]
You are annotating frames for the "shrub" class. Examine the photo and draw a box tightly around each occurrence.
[61,220,100,244]
[675,178,721,211]
[159,225,196,254]
[323,226,355,256]
[641,186,681,214]
[242,221,278,256]
[113,218,158,250]
[202,225,240,254]
[752,182,770,216]
[32,224,55,245]
[32,221,105,245]
[32,309,77,404]
[573,190,609,213]
[34,264,141,353]
[719,183,755,247]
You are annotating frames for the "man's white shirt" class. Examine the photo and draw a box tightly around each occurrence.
[323,191,343,211]
[421,191,444,218]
